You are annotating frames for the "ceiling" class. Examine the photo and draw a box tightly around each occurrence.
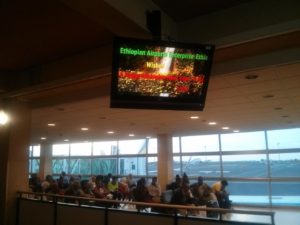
[30,62,300,143]
[0,0,299,144]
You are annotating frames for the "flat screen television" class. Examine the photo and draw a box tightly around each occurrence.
[110,36,215,111]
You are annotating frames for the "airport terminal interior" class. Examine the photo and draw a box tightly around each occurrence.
[0,0,300,225]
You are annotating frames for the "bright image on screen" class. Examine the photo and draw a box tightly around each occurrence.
[117,45,209,98]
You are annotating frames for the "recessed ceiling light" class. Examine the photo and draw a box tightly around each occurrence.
[64,139,69,142]
[274,107,283,110]
[263,94,274,98]
[107,131,114,134]
[190,116,199,119]
[81,127,89,131]
[208,122,217,125]
[233,130,240,133]
[222,127,230,130]
[47,123,56,127]
[40,137,47,140]
[129,134,135,137]
[245,74,258,80]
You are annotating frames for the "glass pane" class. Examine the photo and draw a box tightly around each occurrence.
[29,159,32,173]
[29,146,33,157]
[172,137,180,153]
[31,159,40,173]
[69,159,91,175]
[70,142,92,156]
[52,159,69,174]
[182,155,220,177]
[118,139,147,154]
[271,181,300,206]
[222,154,267,177]
[148,157,157,176]
[148,138,157,154]
[269,153,300,177]
[32,145,40,157]
[181,134,219,152]
[53,144,69,156]
[221,131,266,151]
[267,128,300,149]
[173,156,181,175]
[92,158,117,175]
[118,157,146,176]
[93,141,117,155]
[228,181,269,205]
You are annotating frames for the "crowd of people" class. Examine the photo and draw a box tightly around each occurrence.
[29,172,231,216]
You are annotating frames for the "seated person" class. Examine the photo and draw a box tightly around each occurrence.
[212,179,231,209]
[118,177,130,200]
[132,178,152,211]
[132,178,152,202]
[170,182,195,215]
[93,176,109,198]
[190,176,207,205]
[107,176,122,207]
[171,182,194,205]
[147,177,161,203]
[202,185,219,218]
[166,174,181,190]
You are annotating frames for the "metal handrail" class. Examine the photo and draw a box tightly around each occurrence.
[17,191,275,225]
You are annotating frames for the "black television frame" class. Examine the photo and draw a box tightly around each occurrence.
[110,36,215,111]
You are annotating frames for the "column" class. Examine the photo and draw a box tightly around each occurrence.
[39,143,53,179]
[157,133,173,191]
[0,99,31,225]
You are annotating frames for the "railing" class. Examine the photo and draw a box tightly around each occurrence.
[16,191,275,225]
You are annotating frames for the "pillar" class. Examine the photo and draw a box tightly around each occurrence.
[39,143,52,179]
[157,133,173,191]
[0,99,31,225]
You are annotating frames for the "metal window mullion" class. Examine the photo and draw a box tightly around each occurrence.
[265,130,272,207]
[219,133,224,179]
[179,136,183,175]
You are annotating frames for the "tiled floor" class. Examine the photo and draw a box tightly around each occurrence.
[228,207,300,225]
[119,202,299,225]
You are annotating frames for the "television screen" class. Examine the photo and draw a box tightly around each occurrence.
[110,37,214,111]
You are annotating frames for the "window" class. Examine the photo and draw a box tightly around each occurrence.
[148,157,158,176]
[172,137,180,153]
[53,144,69,156]
[267,128,300,149]
[181,155,220,177]
[269,153,300,177]
[93,141,117,155]
[174,127,300,207]
[29,145,40,157]
[271,181,300,206]
[173,156,181,175]
[118,139,147,155]
[222,154,267,177]
[70,142,92,156]
[228,181,269,205]
[181,134,219,152]
[118,157,146,175]
[29,145,40,174]
[70,159,91,174]
[52,159,69,174]
[92,158,117,175]
[147,138,157,154]
[221,131,266,151]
